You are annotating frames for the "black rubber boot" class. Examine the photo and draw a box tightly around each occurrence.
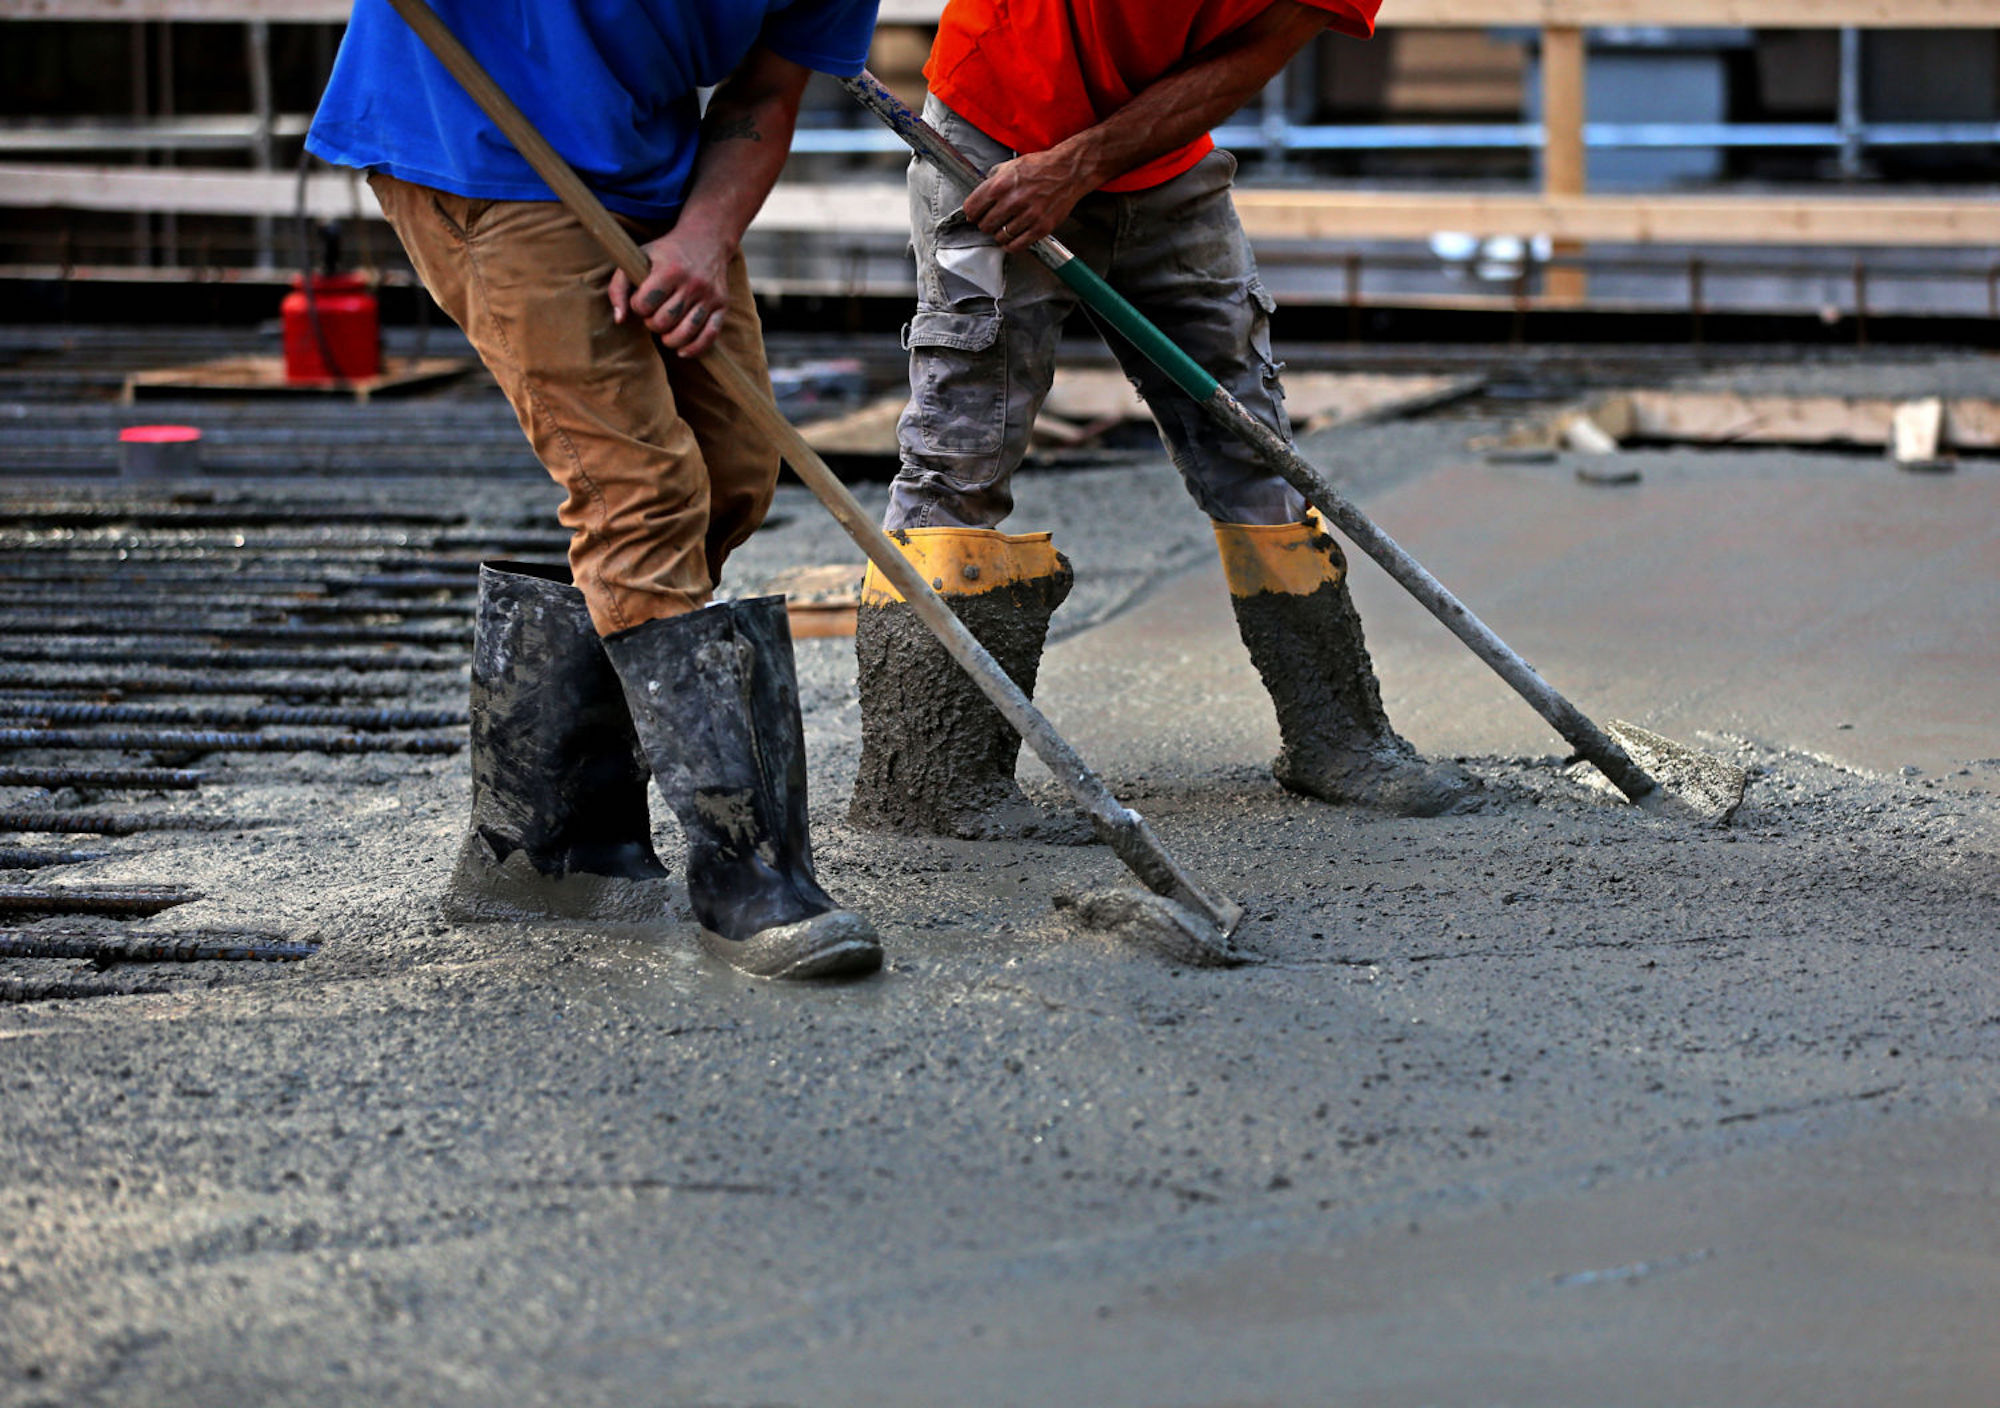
[849,527,1090,842]
[1217,519,1480,818]
[443,561,675,922]
[602,597,882,980]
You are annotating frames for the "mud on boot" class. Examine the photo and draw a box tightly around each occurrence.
[849,527,1093,843]
[603,597,882,980]
[1216,517,1480,818]
[444,561,678,923]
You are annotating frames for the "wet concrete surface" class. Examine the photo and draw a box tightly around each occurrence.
[2,361,1998,1407]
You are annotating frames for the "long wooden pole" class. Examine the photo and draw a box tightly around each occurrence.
[382,0,1244,944]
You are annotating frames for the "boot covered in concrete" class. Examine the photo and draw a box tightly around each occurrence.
[603,597,881,980]
[1217,517,1479,817]
[848,527,1087,841]
[444,561,674,922]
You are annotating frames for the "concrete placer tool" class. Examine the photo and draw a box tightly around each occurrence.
[842,71,1747,827]
[384,0,1248,963]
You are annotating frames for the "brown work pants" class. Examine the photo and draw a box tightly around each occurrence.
[369,172,777,635]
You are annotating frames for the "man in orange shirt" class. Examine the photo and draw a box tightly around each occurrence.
[849,0,1480,840]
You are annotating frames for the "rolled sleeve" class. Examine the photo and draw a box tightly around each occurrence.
[759,0,881,78]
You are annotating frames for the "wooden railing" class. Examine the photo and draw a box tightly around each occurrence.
[2,0,1996,304]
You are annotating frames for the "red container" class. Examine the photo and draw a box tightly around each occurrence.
[281,272,380,382]
[118,424,202,479]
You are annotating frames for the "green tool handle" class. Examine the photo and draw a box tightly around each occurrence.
[1050,260,1219,401]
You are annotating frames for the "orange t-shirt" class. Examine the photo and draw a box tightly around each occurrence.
[924,0,1378,193]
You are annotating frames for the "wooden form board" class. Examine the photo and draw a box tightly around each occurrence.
[1227,190,2000,247]
[124,354,468,402]
[5,0,1996,25]
[802,371,1478,461]
[1511,390,2000,451]
[12,165,2000,251]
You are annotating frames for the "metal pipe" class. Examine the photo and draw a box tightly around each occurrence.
[247,18,276,268]
[1838,27,1864,178]
[156,17,179,266]
[1259,64,1291,176]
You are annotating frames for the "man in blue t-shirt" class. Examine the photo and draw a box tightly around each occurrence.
[306,1,885,982]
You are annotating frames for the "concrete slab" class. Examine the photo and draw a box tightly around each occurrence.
[1040,449,2000,791]
[5,397,1998,1408]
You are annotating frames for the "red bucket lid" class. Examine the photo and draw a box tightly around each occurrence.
[119,425,202,444]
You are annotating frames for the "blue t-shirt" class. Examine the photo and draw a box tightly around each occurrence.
[306,0,878,221]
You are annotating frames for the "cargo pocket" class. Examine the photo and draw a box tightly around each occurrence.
[903,309,1008,458]
[1246,278,1287,417]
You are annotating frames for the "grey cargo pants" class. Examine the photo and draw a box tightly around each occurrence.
[885,98,1309,533]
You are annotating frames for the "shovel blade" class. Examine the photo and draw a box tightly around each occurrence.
[1606,719,1748,825]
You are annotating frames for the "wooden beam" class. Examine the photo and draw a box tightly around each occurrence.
[0,161,381,218]
[10,165,2000,249]
[1540,25,1587,305]
[1622,390,2000,450]
[3,0,1996,24]
[1228,190,2000,247]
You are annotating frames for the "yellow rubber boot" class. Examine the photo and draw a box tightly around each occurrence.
[1216,515,1478,817]
[849,527,1088,840]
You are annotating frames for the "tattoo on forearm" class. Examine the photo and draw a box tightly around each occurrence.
[705,113,763,144]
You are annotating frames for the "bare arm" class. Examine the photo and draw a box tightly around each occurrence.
[609,45,811,358]
[964,0,1330,253]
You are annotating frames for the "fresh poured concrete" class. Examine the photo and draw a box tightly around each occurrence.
[2,367,1997,1408]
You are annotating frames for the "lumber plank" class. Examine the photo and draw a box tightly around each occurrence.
[1228,191,2000,247]
[1622,390,1999,450]
[9,165,2000,250]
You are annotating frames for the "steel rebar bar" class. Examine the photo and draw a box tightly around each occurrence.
[0,728,462,755]
[0,765,205,789]
[0,617,466,647]
[0,847,108,868]
[0,589,474,619]
[1,977,169,1003]
[0,564,475,592]
[0,503,465,529]
[0,645,460,672]
[0,884,196,916]
[0,702,466,730]
[0,810,235,834]
[0,930,314,962]
[0,668,412,698]
[0,530,567,554]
